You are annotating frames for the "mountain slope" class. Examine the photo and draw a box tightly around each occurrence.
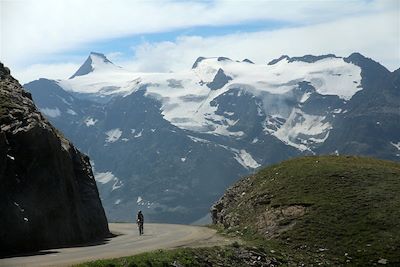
[212,155,400,265]
[24,52,399,223]
[318,53,400,158]
[0,63,109,256]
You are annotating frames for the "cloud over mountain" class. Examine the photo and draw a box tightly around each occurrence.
[2,0,399,83]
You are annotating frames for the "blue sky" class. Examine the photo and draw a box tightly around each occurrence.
[44,20,291,64]
[1,0,399,82]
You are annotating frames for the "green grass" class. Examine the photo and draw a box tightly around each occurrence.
[74,248,202,267]
[218,155,400,265]
[73,245,282,267]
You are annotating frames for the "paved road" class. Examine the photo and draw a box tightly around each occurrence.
[0,223,230,267]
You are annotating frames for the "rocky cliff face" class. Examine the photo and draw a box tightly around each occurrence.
[0,63,109,256]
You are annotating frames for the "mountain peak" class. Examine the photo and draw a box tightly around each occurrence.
[344,52,383,68]
[344,52,390,82]
[268,54,339,65]
[192,57,206,69]
[69,52,118,79]
[89,52,112,62]
[267,55,290,65]
[242,58,254,64]
[192,56,233,69]
[217,56,232,62]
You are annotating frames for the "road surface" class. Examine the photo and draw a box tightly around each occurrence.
[0,223,231,267]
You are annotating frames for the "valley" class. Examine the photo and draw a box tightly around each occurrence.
[25,52,400,223]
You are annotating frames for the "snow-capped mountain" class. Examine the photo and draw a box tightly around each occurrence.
[69,52,122,78]
[56,53,362,151]
[24,52,400,223]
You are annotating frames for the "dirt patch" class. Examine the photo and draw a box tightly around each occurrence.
[256,205,307,238]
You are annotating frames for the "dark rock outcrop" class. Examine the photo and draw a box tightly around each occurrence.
[268,54,338,65]
[242,58,254,64]
[217,56,231,62]
[0,62,109,256]
[267,55,290,65]
[207,68,233,90]
[287,54,338,63]
[191,56,206,69]
[211,175,252,229]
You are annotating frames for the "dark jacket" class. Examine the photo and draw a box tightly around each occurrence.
[137,212,144,223]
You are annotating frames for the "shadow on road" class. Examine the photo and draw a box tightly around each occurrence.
[0,250,59,259]
[0,232,119,259]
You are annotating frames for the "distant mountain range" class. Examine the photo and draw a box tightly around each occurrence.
[24,52,400,223]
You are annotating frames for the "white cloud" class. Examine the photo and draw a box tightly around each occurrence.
[13,63,80,84]
[106,52,124,62]
[1,0,397,65]
[2,0,398,83]
[123,11,399,73]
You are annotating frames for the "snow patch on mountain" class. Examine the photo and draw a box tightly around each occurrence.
[188,135,211,144]
[85,117,98,126]
[300,92,312,103]
[273,109,332,151]
[391,142,400,151]
[233,149,261,169]
[105,128,122,143]
[95,171,124,191]
[211,125,244,137]
[263,115,286,135]
[112,179,123,191]
[133,129,143,138]
[40,107,61,118]
[95,171,116,184]
[59,97,72,106]
[67,109,77,115]
[93,170,124,191]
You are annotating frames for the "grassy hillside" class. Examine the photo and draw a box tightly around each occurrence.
[213,155,400,265]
